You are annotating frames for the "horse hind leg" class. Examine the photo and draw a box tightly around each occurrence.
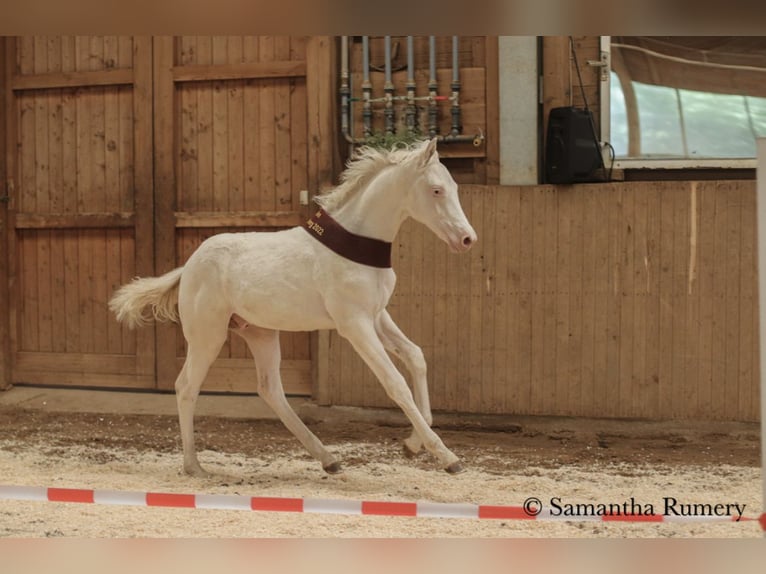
[175,318,229,477]
[238,326,341,474]
[375,310,431,458]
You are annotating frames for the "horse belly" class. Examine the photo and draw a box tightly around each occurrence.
[224,232,335,332]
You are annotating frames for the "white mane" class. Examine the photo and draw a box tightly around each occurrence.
[314,139,431,211]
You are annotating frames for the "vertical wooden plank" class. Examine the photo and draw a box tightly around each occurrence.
[178,37,197,214]
[77,228,94,353]
[105,229,122,354]
[305,36,335,195]
[483,37,500,185]
[258,36,276,212]
[104,38,119,211]
[6,40,22,368]
[89,39,106,213]
[153,35,176,388]
[36,228,53,353]
[542,187,558,413]
[738,181,756,421]
[91,38,110,357]
[289,37,308,210]
[431,197,448,409]
[227,39,244,213]
[683,182,702,417]
[20,233,38,351]
[0,37,11,387]
[32,39,52,355]
[91,227,109,355]
[631,181,649,416]
[618,184,635,417]
[274,37,292,211]
[709,181,728,419]
[412,223,430,410]
[128,36,154,376]
[467,188,485,412]
[479,188,497,412]
[33,36,49,214]
[579,185,597,415]
[696,181,716,420]
[455,192,473,409]
[641,182,662,417]
[752,181,760,422]
[591,185,610,417]
[657,182,675,418]
[242,38,260,211]
[555,188,571,414]
[670,183,690,417]
[529,187,547,414]
[608,186,626,413]
[195,37,213,212]
[723,182,742,419]
[567,184,584,415]
[492,186,511,413]
[211,38,228,214]
[512,185,530,413]
[19,46,39,354]
[723,181,742,419]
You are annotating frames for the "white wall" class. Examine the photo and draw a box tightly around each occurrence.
[498,36,539,185]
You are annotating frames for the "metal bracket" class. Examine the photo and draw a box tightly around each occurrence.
[587,51,610,82]
[0,180,12,204]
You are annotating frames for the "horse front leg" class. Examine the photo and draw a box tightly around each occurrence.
[239,326,341,474]
[375,310,431,457]
[337,315,463,473]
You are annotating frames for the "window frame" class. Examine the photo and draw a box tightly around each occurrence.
[600,36,759,171]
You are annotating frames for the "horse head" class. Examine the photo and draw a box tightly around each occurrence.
[403,138,477,253]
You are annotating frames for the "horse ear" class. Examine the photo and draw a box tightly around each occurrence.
[420,137,439,167]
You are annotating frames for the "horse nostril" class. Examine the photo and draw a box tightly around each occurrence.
[462,236,472,246]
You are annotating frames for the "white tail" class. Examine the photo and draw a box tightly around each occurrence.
[109,267,184,329]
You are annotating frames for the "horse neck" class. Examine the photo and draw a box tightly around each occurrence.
[330,166,410,242]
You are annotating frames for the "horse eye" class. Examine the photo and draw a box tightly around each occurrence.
[432,188,443,196]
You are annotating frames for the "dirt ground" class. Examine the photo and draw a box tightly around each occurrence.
[0,396,762,537]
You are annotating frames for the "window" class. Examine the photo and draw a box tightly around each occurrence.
[602,36,766,169]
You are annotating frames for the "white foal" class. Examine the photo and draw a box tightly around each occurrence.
[109,137,477,477]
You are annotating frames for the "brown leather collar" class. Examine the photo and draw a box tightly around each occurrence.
[303,206,392,268]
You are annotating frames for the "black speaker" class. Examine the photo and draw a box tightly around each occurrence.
[545,107,602,184]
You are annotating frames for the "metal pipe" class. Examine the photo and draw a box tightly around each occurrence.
[362,36,372,138]
[405,36,416,135]
[428,36,438,137]
[384,36,395,135]
[438,132,484,147]
[450,36,462,136]
[340,36,352,144]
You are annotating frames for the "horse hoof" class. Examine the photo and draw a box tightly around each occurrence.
[184,466,212,479]
[445,461,465,475]
[323,461,343,474]
[402,441,420,458]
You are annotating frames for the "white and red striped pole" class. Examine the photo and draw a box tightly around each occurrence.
[0,485,761,526]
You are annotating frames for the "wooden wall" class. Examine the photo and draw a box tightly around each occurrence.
[320,181,760,422]
[1,35,336,395]
[152,36,334,394]
[3,36,156,389]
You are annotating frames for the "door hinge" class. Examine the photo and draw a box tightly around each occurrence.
[587,50,610,82]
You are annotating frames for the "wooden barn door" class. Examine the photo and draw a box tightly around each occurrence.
[3,37,155,389]
[152,37,334,394]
